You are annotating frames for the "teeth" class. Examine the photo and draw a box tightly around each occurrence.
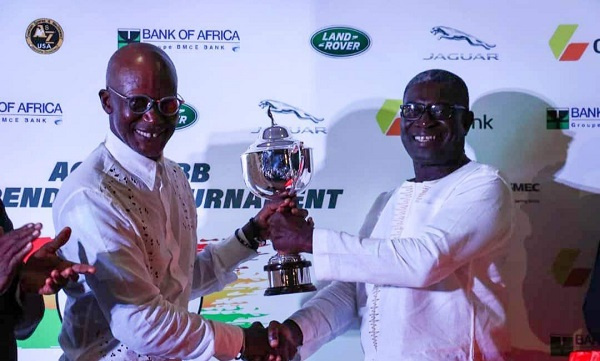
[414,135,436,142]
[136,130,160,138]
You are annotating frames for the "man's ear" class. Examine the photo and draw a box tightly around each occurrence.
[99,89,113,114]
[462,110,474,136]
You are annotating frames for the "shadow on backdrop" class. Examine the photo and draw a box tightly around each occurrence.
[469,91,600,361]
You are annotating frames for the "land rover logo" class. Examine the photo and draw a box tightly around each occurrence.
[311,26,371,57]
[176,103,198,130]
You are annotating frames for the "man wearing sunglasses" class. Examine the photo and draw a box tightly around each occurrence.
[52,43,298,361]
[265,69,514,361]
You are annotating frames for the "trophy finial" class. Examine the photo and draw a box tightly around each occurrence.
[268,105,275,126]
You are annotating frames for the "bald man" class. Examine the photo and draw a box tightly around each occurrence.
[53,43,289,361]
[265,69,514,361]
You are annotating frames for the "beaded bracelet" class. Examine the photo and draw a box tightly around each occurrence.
[235,228,257,251]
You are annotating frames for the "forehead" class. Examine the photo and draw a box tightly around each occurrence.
[404,81,466,105]
[110,55,177,96]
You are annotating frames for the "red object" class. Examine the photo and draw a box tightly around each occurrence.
[560,43,589,61]
[569,351,600,361]
[23,237,52,263]
[387,118,402,136]
[197,238,219,253]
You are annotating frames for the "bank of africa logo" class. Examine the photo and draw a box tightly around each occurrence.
[176,103,198,130]
[550,335,574,356]
[311,26,371,57]
[25,18,64,54]
[430,26,496,50]
[552,248,591,287]
[547,108,569,130]
[258,100,323,124]
[118,28,141,48]
[376,99,403,136]
[549,25,589,61]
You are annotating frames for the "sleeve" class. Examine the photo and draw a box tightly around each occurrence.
[55,189,242,361]
[288,281,360,360]
[312,174,513,287]
[584,242,600,341]
[13,289,44,340]
[0,199,14,233]
[282,189,390,359]
[190,235,257,299]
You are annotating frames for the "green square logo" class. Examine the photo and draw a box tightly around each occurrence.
[118,29,141,49]
[547,108,569,129]
[550,335,573,356]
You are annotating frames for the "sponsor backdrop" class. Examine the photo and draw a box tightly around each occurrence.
[1,0,600,359]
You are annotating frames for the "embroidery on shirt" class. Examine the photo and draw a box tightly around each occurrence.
[170,164,194,231]
[368,184,420,353]
[390,186,413,237]
[368,285,381,351]
[106,165,163,281]
[414,182,435,203]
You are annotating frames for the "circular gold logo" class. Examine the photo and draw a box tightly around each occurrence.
[25,18,64,54]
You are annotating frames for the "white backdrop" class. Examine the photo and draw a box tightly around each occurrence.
[1,0,600,360]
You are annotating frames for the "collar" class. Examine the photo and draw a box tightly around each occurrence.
[104,132,163,190]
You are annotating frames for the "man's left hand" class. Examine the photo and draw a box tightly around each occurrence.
[252,192,308,240]
[268,212,314,254]
[19,227,96,295]
[267,320,302,361]
[241,322,271,361]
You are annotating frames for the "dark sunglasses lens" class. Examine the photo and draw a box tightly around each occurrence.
[159,98,181,116]
[430,104,453,119]
[128,96,152,113]
[401,104,423,119]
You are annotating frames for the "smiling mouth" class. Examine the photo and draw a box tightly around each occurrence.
[414,135,437,143]
[135,129,163,139]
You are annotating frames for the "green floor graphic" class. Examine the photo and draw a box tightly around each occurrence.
[18,310,61,348]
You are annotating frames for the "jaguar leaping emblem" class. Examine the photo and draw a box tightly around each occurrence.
[430,26,496,50]
[259,100,324,124]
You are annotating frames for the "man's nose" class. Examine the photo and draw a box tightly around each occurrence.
[416,111,436,128]
[141,104,163,123]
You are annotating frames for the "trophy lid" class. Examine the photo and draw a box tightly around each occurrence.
[240,106,313,200]
[245,106,304,153]
[245,125,301,153]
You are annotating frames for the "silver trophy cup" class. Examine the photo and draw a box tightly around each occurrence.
[241,116,317,296]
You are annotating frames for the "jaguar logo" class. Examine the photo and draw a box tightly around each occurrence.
[259,100,323,124]
[431,26,496,50]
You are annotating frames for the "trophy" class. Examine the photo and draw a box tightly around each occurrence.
[241,108,317,296]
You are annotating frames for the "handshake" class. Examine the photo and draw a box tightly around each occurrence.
[240,318,303,361]
[236,195,314,361]
[252,195,315,256]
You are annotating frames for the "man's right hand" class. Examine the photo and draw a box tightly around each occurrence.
[267,320,303,361]
[268,212,314,254]
[241,320,301,361]
[0,223,41,295]
[20,227,96,295]
[249,193,309,241]
[241,322,273,361]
